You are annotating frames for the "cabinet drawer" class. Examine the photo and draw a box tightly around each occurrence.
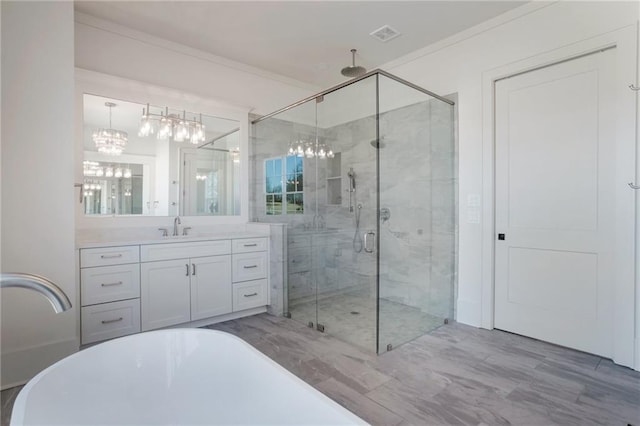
[80,246,139,268]
[81,299,140,345]
[140,240,231,262]
[232,252,267,282]
[233,279,267,311]
[81,264,140,306]
[232,238,268,254]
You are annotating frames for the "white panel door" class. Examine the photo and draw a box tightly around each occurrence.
[141,259,191,331]
[190,255,232,320]
[495,48,624,357]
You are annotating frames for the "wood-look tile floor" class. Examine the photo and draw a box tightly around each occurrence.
[2,314,639,425]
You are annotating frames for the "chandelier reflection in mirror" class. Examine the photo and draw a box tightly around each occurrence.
[82,160,144,215]
[138,104,206,144]
[83,161,131,179]
[287,138,334,159]
[93,102,128,155]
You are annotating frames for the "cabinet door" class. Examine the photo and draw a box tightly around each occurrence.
[190,255,232,320]
[141,259,191,331]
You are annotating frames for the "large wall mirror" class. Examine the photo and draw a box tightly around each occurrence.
[82,94,241,217]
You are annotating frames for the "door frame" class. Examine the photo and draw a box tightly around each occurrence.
[480,25,638,369]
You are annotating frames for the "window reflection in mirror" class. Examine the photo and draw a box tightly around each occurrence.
[83,94,241,216]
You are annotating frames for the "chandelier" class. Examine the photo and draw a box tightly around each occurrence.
[93,102,128,155]
[138,104,206,144]
[287,138,334,159]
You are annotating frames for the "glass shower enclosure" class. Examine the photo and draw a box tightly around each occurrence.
[251,70,456,353]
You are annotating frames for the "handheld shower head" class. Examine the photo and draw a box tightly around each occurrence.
[347,168,357,213]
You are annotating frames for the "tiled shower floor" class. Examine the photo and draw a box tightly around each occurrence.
[289,288,445,352]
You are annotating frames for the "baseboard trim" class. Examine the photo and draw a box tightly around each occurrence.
[1,338,79,390]
[456,298,482,328]
[172,306,268,329]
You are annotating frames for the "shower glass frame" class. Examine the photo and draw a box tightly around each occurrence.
[251,69,456,354]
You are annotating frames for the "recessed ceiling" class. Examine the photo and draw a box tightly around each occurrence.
[75,1,527,88]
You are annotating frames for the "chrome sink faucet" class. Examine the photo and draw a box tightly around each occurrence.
[173,216,181,236]
[0,273,72,313]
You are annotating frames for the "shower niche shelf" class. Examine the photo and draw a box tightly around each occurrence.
[326,153,342,205]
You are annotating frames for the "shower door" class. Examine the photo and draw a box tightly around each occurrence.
[313,75,379,352]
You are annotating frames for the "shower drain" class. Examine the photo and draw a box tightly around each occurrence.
[350,311,360,315]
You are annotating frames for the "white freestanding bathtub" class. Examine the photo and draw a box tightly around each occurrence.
[11,329,366,425]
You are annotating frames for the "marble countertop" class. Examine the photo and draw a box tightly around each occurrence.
[76,231,270,249]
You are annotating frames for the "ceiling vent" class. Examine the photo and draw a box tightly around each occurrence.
[369,25,401,43]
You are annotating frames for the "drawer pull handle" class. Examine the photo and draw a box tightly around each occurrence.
[192,263,196,276]
[100,254,123,259]
[243,265,258,269]
[186,264,190,276]
[101,281,123,287]
[101,317,123,324]
[243,243,258,247]
[244,292,258,297]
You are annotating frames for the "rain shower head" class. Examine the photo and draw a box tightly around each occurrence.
[341,49,367,78]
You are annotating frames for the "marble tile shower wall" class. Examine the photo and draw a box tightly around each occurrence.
[251,115,378,306]
[250,98,456,319]
[338,99,455,319]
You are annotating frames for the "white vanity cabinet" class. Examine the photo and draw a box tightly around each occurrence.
[79,235,269,344]
[79,246,141,345]
[140,240,233,331]
[232,238,268,311]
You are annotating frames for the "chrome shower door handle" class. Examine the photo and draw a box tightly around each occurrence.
[364,231,376,253]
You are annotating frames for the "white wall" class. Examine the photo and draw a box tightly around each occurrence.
[382,1,638,334]
[1,1,77,388]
